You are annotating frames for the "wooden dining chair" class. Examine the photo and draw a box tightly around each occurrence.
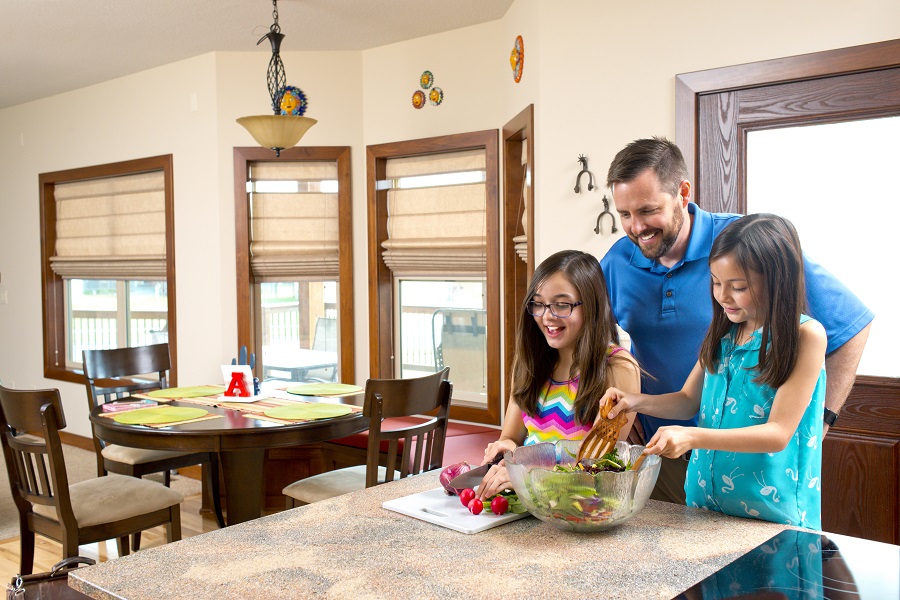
[82,344,225,532]
[0,384,184,576]
[282,367,452,507]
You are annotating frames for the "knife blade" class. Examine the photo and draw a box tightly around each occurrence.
[449,453,503,491]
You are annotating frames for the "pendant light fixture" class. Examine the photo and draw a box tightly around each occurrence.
[237,0,316,157]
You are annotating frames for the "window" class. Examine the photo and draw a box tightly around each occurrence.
[367,131,500,424]
[233,147,353,384]
[39,155,176,383]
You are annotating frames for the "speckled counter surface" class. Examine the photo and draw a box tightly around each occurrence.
[69,471,787,600]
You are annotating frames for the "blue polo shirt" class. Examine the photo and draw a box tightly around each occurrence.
[600,203,873,442]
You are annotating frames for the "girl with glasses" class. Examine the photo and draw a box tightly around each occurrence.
[604,214,827,529]
[476,249,641,500]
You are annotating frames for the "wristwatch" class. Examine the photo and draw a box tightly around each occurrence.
[823,408,839,426]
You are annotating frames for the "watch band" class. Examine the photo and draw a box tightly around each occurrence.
[823,408,839,426]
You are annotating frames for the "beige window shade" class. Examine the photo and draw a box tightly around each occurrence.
[249,161,339,280]
[50,171,166,280]
[383,149,486,276]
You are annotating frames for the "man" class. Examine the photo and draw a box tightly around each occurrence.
[600,137,873,504]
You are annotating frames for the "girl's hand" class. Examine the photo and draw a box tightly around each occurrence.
[601,387,639,423]
[476,462,511,501]
[644,426,693,458]
[482,439,516,465]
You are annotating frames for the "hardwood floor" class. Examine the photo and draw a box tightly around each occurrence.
[0,493,226,581]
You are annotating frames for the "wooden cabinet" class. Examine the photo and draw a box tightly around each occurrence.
[822,378,900,543]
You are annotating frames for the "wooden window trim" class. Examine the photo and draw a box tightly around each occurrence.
[676,40,899,392]
[233,146,355,383]
[366,130,501,425]
[39,154,177,385]
[675,39,900,544]
[502,105,535,413]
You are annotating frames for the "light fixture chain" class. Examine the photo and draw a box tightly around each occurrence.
[270,0,281,34]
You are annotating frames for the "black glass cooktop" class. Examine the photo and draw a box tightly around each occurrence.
[673,529,899,599]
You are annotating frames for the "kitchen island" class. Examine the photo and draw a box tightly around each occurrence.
[70,471,788,599]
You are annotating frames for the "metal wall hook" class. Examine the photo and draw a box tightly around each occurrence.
[594,195,618,234]
[574,154,594,193]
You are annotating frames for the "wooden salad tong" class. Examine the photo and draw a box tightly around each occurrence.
[577,398,647,471]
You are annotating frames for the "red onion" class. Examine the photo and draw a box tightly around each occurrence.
[439,461,471,495]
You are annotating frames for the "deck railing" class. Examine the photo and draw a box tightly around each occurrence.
[70,305,452,375]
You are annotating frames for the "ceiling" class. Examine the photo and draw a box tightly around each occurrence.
[0,0,514,110]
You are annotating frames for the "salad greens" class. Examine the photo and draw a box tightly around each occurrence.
[555,447,630,474]
[480,488,528,514]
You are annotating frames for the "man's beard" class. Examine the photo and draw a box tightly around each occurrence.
[633,205,684,261]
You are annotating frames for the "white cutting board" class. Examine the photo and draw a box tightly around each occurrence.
[383,487,530,534]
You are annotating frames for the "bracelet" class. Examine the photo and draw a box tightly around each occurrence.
[823,408,839,426]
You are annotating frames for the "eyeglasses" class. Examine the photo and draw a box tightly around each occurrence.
[527,301,583,318]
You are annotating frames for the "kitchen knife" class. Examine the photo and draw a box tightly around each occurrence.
[449,453,503,491]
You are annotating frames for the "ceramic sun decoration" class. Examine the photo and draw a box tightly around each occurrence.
[279,85,309,116]
[429,87,443,106]
[420,70,434,89]
[412,90,426,109]
[511,35,524,83]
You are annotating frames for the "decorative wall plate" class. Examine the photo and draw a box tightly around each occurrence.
[429,87,443,106]
[511,35,524,83]
[412,90,426,109]
[420,70,434,89]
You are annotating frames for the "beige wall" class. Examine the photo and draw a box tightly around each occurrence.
[0,0,897,437]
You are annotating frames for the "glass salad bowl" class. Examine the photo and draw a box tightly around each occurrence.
[505,440,661,532]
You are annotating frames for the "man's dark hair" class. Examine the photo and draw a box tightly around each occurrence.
[606,137,688,197]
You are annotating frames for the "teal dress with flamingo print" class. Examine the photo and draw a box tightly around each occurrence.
[684,315,825,530]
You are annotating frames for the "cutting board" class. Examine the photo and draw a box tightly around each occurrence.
[383,487,530,534]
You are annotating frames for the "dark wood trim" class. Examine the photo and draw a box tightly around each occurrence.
[502,105,534,419]
[676,38,900,194]
[365,145,393,378]
[232,146,355,383]
[366,130,502,425]
[39,155,177,384]
[676,38,900,544]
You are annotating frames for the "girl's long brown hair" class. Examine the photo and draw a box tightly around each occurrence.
[699,213,807,389]
[511,250,625,424]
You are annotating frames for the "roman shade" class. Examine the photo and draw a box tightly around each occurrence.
[249,161,339,280]
[50,171,166,279]
[382,149,486,276]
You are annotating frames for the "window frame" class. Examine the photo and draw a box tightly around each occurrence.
[366,131,501,425]
[233,146,355,383]
[39,154,177,385]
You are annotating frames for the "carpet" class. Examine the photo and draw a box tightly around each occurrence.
[0,444,201,540]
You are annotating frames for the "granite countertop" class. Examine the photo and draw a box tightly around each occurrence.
[70,471,787,599]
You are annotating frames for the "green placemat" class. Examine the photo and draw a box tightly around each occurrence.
[264,403,354,421]
[285,383,364,396]
[113,406,209,425]
[146,386,225,399]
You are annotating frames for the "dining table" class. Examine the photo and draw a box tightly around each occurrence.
[88,382,368,526]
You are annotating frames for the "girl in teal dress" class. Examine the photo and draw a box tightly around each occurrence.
[604,214,827,529]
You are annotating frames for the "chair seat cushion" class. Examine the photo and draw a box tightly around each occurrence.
[101,444,193,465]
[32,474,183,528]
[282,465,400,504]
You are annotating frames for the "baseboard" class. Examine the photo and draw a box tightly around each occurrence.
[58,431,94,452]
